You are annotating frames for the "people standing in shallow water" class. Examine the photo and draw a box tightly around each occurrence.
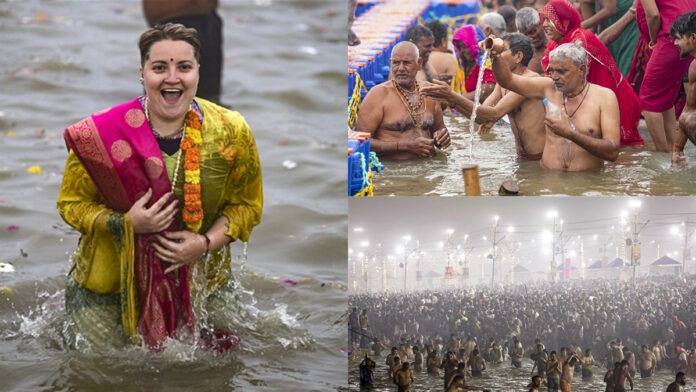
[393,361,414,391]
[489,39,620,171]
[355,41,451,160]
[666,371,687,392]
[57,23,262,350]
[639,344,657,378]
[612,360,634,392]
[581,348,595,379]
[538,0,643,147]
[670,11,696,166]
[421,32,547,161]
[359,354,376,386]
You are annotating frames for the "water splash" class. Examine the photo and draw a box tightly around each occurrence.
[468,48,491,161]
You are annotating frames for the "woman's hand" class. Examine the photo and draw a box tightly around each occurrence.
[151,230,208,274]
[129,188,178,234]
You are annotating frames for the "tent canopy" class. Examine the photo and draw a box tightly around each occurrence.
[651,255,681,267]
[588,260,603,269]
[606,257,625,268]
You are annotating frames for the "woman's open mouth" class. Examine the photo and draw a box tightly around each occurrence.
[161,88,183,105]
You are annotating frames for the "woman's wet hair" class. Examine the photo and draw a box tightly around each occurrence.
[138,23,201,66]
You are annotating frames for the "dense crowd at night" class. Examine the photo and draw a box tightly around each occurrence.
[349,276,696,390]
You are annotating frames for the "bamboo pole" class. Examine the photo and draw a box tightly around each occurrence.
[462,164,481,196]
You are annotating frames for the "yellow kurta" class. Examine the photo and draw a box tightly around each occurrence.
[57,97,262,303]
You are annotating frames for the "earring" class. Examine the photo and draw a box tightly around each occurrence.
[139,77,144,85]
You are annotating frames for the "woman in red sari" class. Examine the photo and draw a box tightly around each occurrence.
[58,24,262,351]
[539,0,643,147]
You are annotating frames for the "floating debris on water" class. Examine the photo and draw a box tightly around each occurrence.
[0,262,15,273]
[27,166,41,174]
[7,225,20,232]
[298,46,318,55]
[282,160,297,169]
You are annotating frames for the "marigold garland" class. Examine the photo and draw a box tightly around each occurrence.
[182,110,203,232]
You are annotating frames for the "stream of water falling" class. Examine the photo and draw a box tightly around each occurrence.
[467,48,491,161]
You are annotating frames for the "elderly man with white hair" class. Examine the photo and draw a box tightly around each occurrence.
[515,6,548,74]
[478,12,507,37]
[488,39,620,171]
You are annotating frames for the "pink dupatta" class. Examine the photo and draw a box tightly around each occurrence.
[64,98,194,349]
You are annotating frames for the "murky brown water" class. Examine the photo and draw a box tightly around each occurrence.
[373,113,696,196]
[0,1,347,391]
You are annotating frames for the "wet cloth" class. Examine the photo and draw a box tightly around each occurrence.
[626,1,650,95]
[636,0,694,113]
[58,97,262,349]
[539,0,643,146]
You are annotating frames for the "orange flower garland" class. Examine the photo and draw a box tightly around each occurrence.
[182,110,203,232]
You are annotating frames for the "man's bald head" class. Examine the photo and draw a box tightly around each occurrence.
[391,41,420,60]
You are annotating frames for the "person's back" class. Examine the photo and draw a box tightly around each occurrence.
[429,51,459,83]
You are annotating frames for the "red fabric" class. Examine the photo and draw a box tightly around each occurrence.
[539,0,643,146]
[465,65,496,93]
[636,0,694,112]
[64,98,194,350]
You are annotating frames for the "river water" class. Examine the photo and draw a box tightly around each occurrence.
[347,354,684,391]
[372,113,696,196]
[0,1,347,391]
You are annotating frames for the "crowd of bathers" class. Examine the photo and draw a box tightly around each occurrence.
[349,275,696,369]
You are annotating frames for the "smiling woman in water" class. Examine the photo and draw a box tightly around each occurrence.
[57,23,262,351]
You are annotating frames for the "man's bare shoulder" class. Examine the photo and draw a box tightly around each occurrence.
[522,69,542,78]
[587,83,617,103]
[362,82,394,103]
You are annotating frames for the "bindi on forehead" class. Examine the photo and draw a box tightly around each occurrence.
[170,58,174,62]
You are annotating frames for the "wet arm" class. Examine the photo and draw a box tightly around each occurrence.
[640,0,660,45]
[57,151,127,236]
[219,118,263,244]
[464,82,496,103]
[475,84,528,124]
[491,55,550,100]
[581,0,617,31]
[598,4,636,46]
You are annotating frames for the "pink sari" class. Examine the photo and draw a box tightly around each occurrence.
[64,98,194,349]
[539,0,643,147]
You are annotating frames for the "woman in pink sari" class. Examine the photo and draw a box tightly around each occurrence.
[58,24,262,351]
[452,24,497,103]
[539,0,644,147]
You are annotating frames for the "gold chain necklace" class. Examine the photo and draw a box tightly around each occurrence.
[392,79,426,127]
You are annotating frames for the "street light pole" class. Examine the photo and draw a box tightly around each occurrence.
[491,216,501,287]
[629,202,648,284]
